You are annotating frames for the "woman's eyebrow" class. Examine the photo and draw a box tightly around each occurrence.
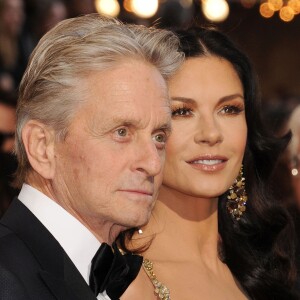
[218,93,244,104]
[170,97,196,104]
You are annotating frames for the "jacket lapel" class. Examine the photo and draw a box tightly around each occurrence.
[39,270,75,299]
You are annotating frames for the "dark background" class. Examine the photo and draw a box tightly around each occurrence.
[20,0,300,103]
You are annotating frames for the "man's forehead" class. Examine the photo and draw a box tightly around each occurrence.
[88,80,170,112]
[79,61,171,124]
[85,60,168,95]
[85,96,171,133]
[107,100,170,121]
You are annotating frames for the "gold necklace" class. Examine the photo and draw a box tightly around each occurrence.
[142,259,171,300]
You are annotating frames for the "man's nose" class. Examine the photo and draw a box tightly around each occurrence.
[132,139,163,177]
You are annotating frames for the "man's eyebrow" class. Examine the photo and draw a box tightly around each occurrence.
[87,117,139,135]
[89,115,172,136]
[110,118,141,128]
[156,122,172,133]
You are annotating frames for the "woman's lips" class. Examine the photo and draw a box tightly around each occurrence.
[187,156,227,172]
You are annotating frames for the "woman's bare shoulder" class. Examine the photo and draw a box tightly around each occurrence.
[121,266,156,300]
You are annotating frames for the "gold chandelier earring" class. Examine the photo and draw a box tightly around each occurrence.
[226,165,248,221]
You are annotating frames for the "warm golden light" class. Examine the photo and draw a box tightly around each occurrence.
[268,0,283,11]
[260,2,275,18]
[131,0,159,18]
[202,0,230,22]
[95,0,120,17]
[124,0,132,12]
[279,5,295,21]
[288,0,300,14]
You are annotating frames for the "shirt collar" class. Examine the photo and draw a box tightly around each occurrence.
[18,183,101,283]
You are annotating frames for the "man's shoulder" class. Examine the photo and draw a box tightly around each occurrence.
[0,223,40,299]
[0,222,37,265]
[0,220,61,299]
[0,222,21,252]
[0,203,46,271]
[0,223,12,238]
[0,261,30,299]
[0,201,30,254]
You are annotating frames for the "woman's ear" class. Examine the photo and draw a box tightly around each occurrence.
[22,120,56,179]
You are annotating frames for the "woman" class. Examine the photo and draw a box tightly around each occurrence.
[120,27,298,299]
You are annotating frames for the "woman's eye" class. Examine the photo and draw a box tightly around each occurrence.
[221,105,244,115]
[172,107,193,117]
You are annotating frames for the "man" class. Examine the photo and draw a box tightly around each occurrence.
[0,14,183,300]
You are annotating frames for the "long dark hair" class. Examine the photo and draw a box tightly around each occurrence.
[176,26,297,299]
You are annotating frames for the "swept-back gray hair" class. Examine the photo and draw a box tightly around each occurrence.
[15,13,184,186]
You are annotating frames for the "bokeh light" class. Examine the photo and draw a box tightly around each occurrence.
[202,0,230,22]
[131,0,159,18]
[268,0,283,11]
[288,0,300,14]
[279,5,295,21]
[124,0,133,12]
[260,2,275,18]
[95,0,120,17]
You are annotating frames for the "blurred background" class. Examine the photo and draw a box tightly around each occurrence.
[1,0,300,99]
[0,0,300,215]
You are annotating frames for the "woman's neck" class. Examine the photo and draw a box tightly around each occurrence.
[133,185,221,267]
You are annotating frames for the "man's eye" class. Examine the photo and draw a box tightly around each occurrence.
[153,132,168,150]
[154,133,167,143]
[116,128,127,137]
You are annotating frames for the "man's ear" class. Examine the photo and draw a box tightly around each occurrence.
[22,120,56,179]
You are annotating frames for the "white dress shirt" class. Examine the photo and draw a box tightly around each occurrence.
[18,184,111,300]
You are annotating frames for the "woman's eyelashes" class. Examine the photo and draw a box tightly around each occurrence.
[219,104,244,115]
[171,103,244,118]
[171,105,193,117]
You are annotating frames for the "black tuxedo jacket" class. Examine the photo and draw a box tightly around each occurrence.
[0,198,97,300]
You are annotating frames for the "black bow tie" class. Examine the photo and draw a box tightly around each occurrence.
[89,242,143,300]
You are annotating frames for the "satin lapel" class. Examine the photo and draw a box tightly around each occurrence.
[39,270,75,299]
[64,253,97,300]
[1,199,96,300]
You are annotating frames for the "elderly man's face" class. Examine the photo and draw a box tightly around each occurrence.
[53,60,171,240]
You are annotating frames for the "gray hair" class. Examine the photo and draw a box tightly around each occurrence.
[15,13,184,186]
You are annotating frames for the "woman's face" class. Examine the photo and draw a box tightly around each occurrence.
[163,56,247,198]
